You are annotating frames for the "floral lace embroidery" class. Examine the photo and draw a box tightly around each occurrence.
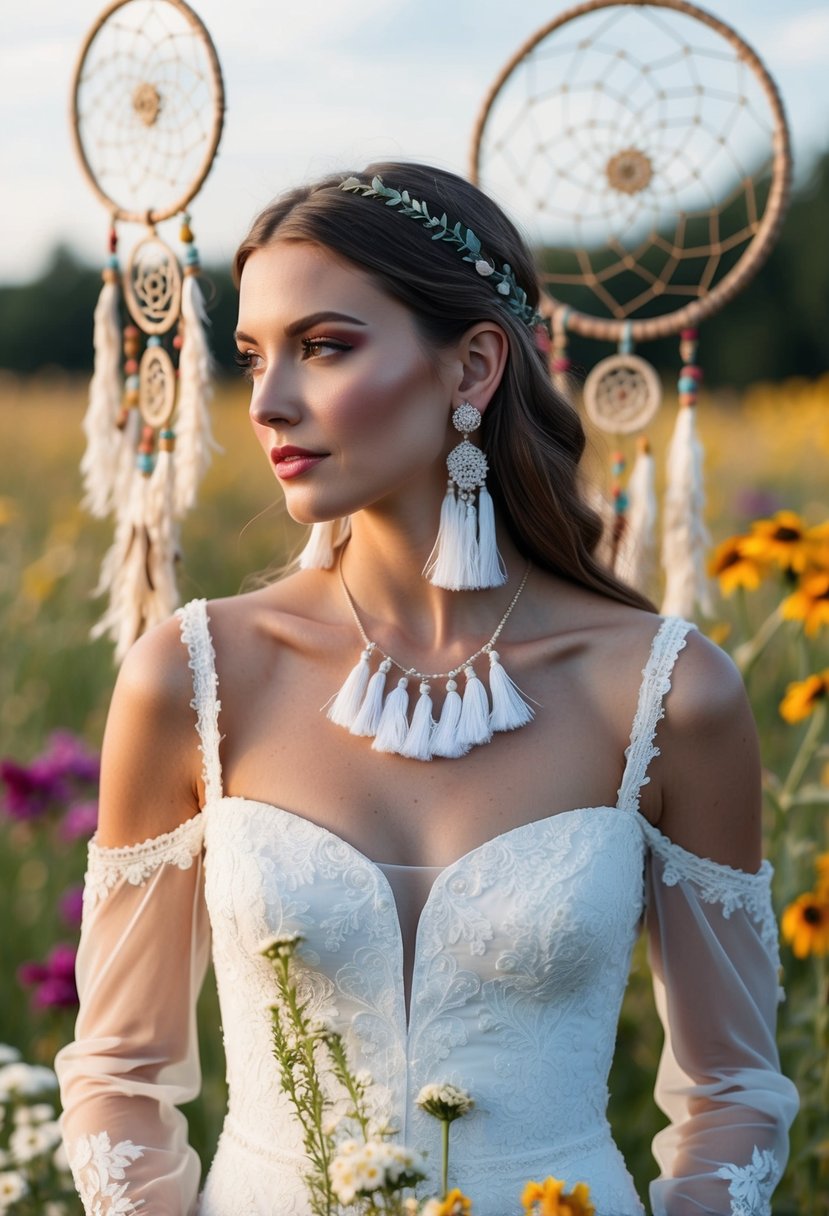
[84,813,205,911]
[716,1146,779,1216]
[638,816,778,952]
[616,616,696,814]
[68,1131,146,1214]
[176,598,223,805]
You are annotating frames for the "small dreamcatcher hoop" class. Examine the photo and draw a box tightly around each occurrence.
[470,0,793,616]
[71,0,225,661]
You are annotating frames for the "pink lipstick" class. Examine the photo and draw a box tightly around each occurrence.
[270,445,328,479]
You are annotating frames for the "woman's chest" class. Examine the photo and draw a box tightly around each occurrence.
[202,801,647,1017]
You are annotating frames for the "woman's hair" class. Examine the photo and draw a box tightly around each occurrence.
[234,161,654,613]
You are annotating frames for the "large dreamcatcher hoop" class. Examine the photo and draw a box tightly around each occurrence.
[470,0,792,616]
[70,0,225,661]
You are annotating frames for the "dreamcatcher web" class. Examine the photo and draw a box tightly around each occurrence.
[73,0,221,218]
[475,3,781,321]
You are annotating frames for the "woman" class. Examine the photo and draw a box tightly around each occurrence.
[56,162,797,1215]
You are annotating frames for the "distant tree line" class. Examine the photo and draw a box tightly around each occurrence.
[2,151,828,388]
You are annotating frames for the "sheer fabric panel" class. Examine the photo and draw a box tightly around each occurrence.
[55,831,210,1216]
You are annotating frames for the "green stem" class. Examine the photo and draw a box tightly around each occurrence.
[780,705,826,807]
[732,604,784,677]
[441,1119,450,1199]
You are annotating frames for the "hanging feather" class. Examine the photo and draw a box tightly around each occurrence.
[660,402,713,618]
[80,268,122,518]
[145,430,180,629]
[90,466,152,662]
[616,436,657,594]
[174,272,219,517]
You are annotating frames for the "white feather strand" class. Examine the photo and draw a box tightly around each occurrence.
[661,404,713,618]
[81,278,122,518]
[174,274,219,517]
[616,444,657,593]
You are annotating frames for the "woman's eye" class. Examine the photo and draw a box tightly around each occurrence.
[300,337,351,360]
[234,349,263,381]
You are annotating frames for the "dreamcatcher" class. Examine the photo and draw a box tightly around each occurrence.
[470,0,792,616]
[70,0,224,660]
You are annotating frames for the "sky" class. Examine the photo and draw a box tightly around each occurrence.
[1,0,828,283]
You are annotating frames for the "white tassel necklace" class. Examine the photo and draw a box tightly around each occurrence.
[326,561,534,760]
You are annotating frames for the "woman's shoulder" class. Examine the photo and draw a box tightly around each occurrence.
[645,622,761,869]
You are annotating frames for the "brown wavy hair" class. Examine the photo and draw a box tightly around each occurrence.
[234,161,654,612]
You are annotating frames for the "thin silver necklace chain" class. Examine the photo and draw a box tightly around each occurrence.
[337,559,532,682]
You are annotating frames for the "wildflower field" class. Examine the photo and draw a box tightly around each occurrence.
[1,371,828,1213]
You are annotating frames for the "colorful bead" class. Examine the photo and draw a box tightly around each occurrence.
[126,374,140,392]
[147,335,162,347]
[136,452,155,475]
[677,376,699,394]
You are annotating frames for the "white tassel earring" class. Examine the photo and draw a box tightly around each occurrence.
[424,403,506,591]
[299,518,352,569]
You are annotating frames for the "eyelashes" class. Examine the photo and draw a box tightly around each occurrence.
[234,338,353,380]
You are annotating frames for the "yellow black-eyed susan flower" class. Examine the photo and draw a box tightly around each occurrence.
[805,520,829,571]
[708,536,766,596]
[741,510,812,573]
[781,892,829,959]
[521,1177,595,1216]
[781,572,829,637]
[432,1190,472,1216]
[778,670,829,723]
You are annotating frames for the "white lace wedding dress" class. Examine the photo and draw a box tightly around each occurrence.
[55,604,797,1215]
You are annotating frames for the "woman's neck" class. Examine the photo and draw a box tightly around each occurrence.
[338,510,529,659]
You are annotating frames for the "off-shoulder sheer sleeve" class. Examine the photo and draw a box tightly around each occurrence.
[641,820,799,1216]
[55,814,209,1216]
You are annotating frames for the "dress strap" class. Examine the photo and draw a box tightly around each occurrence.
[176,598,224,806]
[616,616,697,814]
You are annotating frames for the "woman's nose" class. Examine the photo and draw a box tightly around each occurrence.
[248,374,303,430]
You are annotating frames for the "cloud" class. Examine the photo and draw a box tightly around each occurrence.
[771,8,829,66]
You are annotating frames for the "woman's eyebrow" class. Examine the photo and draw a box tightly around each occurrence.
[233,313,368,346]
[284,311,368,337]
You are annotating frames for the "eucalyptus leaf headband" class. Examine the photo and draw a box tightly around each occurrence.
[339,175,549,334]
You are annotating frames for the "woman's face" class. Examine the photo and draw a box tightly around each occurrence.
[235,240,458,525]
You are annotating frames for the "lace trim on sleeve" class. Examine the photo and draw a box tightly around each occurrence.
[176,598,223,806]
[84,813,205,912]
[716,1146,780,1216]
[638,815,777,953]
[68,1131,147,1214]
[617,616,697,814]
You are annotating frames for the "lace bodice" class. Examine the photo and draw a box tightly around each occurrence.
[55,604,798,1216]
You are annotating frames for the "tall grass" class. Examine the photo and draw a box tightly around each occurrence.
[1,371,827,1210]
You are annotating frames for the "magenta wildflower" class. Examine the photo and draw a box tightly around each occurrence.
[40,731,100,785]
[59,800,99,842]
[18,944,78,1009]
[59,884,85,926]
[0,760,62,820]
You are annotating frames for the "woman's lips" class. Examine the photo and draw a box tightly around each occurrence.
[270,447,328,479]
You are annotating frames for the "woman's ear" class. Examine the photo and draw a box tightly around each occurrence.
[454,322,509,415]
